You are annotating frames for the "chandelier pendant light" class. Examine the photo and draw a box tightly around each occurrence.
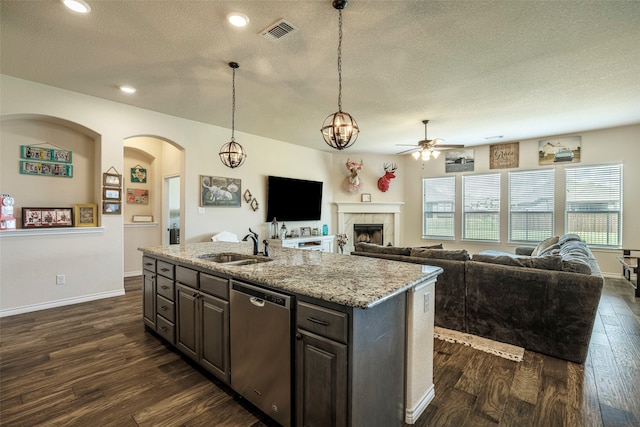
[321,0,359,150]
[219,62,247,168]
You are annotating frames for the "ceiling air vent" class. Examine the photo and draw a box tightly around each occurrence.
[260,19,298,42]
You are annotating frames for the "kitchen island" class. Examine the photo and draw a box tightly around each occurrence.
[140,241,442,426]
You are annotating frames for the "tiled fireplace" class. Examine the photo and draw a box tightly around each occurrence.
[354,223,384,245]
[335,202,404,253]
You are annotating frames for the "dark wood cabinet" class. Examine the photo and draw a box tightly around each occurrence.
[142,256,157,330]
[296,329,347,427]
[176,282,230,384]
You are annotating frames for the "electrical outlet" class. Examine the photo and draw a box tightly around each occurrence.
[198,207,205,215]
[56,274,65,285]
[424,292,430,313]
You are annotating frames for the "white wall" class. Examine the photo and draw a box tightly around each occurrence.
[0,75,335,315]
[401,124,640,275]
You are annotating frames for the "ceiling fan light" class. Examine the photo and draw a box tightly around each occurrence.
[432,150,441,159]
[411,151,420,160]
[421,150,431,161]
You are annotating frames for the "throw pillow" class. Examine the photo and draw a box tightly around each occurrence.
[559,234,583,245]
[531,235,559,257]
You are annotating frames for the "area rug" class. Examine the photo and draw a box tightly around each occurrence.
[434,326,525,362]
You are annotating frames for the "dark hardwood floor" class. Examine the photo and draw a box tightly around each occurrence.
[1,277,638,426]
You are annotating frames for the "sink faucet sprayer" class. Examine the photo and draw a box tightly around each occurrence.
[242,228,269,257]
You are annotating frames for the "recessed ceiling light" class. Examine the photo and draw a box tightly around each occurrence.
[484,135,504,140]
[119,85,136,94]
[62,0,91,14]
[227,13,250,27]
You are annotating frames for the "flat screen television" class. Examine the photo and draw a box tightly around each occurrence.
[266,175,323,222]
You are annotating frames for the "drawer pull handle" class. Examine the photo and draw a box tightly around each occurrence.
[160,305,168,311]
[161,285,170,290]
[160,268,170,272]
[307,317,329,326]
[144,262,153,266]
[160,326,168,332]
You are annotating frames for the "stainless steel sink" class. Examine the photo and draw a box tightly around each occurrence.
[196,253,271,266]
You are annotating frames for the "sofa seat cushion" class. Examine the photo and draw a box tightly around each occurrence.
[473,250,563,271]
[354,242,410,256]
[409,248,471,261]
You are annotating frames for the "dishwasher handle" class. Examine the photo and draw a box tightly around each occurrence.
[250,296,265,307]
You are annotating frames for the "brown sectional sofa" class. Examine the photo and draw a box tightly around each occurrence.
[351,234,604,363]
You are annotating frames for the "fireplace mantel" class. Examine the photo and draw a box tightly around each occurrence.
[335,202,404,247]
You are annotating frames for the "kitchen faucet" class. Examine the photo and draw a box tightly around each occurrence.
[242,228,269,256]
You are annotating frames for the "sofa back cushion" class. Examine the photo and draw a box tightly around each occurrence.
[354,242,410,256]
[472,251,563,271]
[410,248,471,261]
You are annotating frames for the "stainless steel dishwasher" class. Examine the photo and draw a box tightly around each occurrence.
[230,281,292,427]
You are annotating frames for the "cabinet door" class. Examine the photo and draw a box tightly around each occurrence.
[176,283,198,361]
[143,272,156,329]
[200,293,230,384]
[296,330,348,427]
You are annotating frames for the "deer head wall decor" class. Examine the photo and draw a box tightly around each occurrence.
[377,163,397,192]
[344,158,363,194]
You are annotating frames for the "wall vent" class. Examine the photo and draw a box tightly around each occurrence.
[260,19,298,42]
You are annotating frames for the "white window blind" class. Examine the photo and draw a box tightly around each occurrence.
[422,176,455,239]
[463,173,500,241]
[509,169,555,243]
[565,164,622,247]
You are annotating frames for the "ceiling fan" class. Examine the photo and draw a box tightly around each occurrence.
[397,120,464,160]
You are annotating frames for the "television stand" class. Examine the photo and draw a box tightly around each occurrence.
[271,235,334,253]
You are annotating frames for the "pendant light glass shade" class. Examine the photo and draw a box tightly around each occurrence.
[219,62,246,168]
[321,0,359,150]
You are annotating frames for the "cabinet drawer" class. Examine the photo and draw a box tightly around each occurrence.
[157,276,175,301]
[157,261,175,280]
[156,294,175,323]
[200,273,229,300]
[156,315,175,344]
[142,256,156,273]
[297,302,348,343]
[176,266,198,288]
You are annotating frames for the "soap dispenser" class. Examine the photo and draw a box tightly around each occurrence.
[280,223,287,240]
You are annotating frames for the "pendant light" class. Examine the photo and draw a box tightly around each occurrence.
[219,62,247,168]
[321,0,359,150]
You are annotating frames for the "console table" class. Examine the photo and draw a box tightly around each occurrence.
[617,249,639,297]
[270,235,334,253]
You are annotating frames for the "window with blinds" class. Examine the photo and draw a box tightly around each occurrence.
[422,176,455,239]
[509,169,555,243]
[463,173,500,241]
[565,164,622,247]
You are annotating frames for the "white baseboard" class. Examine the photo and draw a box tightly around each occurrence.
[125,270,142,278]
[405,384,435,424]
[0,289,125,318]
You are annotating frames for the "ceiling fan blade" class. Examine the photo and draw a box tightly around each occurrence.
[396,143,421,147]
[396,147,421,155]
[432,144,465,150]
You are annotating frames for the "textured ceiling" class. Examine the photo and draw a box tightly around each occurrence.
[2,0,639,154]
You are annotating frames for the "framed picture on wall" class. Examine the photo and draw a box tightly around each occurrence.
[22,207,74,228]
[103,201,121,214]
[103,173,122,187]
[200,176,241,207]
[127,188,149,204]
[103,187,121,200]
[74,204,98,227]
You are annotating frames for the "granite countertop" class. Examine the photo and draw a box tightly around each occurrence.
[139,242,442,309]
